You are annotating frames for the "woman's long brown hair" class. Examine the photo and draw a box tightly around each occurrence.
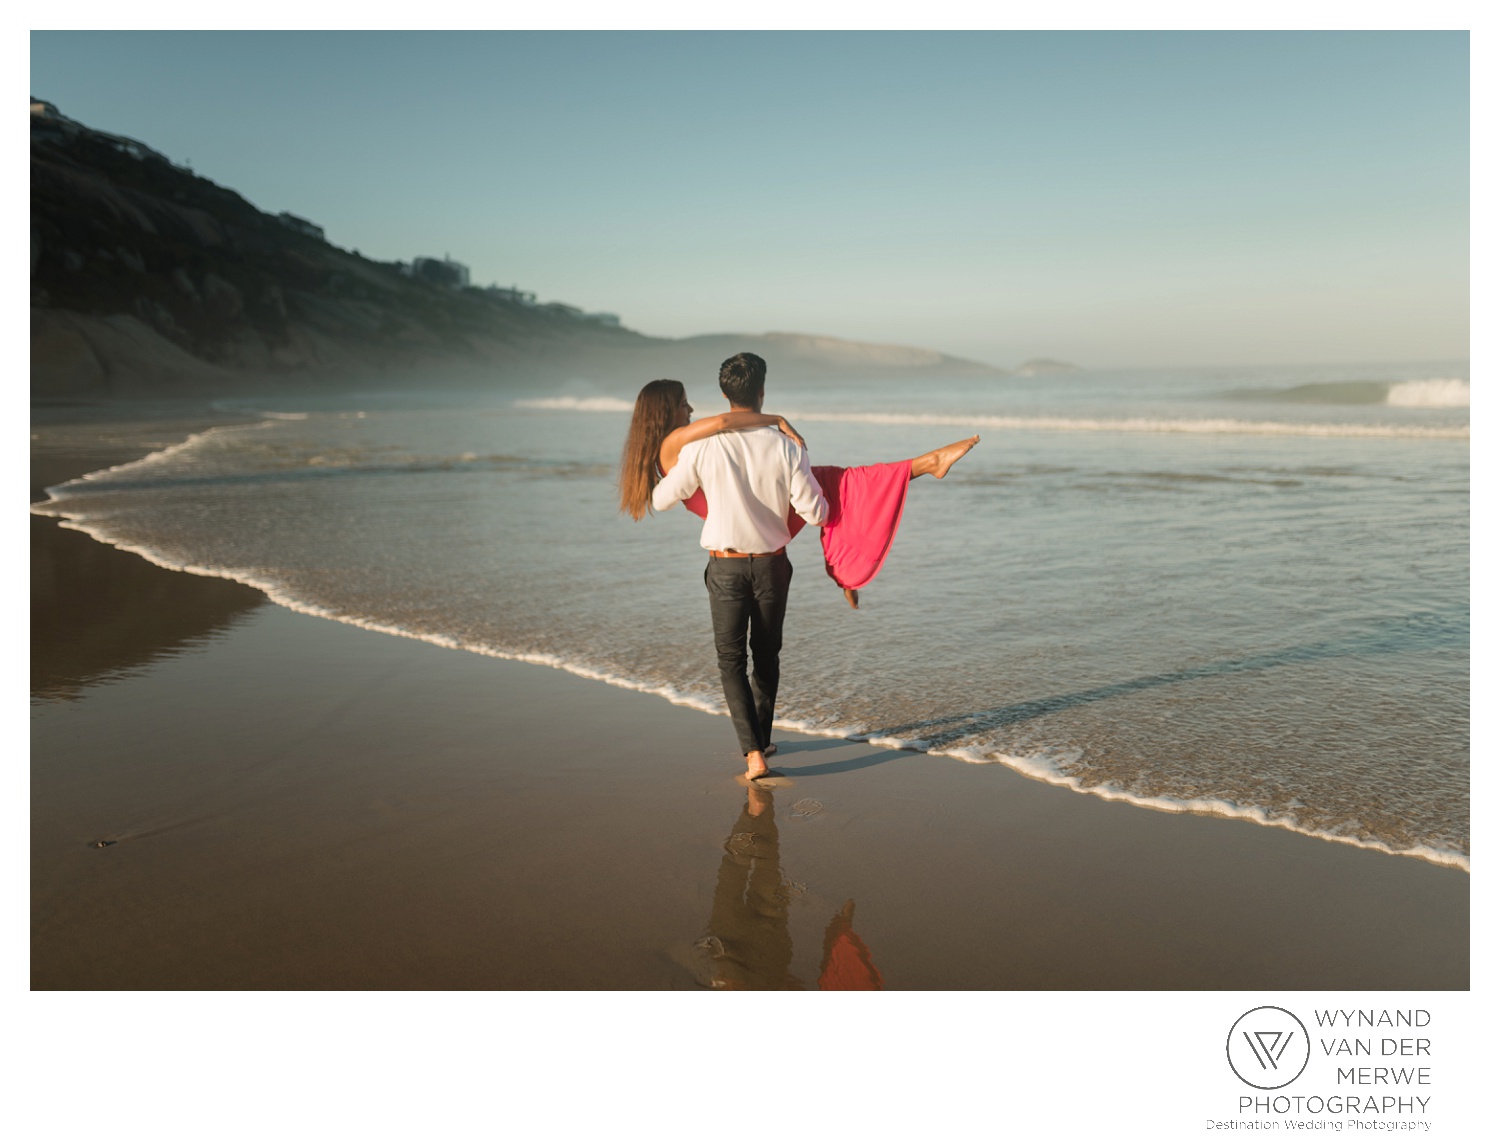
[618,378,686,520]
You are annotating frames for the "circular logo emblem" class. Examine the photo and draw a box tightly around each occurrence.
[1226,1006,1310,1089]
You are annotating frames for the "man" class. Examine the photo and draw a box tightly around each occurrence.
[652,352,828,780]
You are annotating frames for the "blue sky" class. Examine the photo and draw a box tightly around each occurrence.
[30,30,1469,367]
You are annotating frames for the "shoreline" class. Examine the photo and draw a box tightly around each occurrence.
[33,404,1469,872]
[31,400,1470,988]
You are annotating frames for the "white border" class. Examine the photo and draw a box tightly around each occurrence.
[17,10,1485,1139]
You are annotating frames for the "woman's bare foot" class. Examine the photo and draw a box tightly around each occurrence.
[843,587,860,609]
[910,435,980,480]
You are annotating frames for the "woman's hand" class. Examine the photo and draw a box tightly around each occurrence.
[775,417,806,450]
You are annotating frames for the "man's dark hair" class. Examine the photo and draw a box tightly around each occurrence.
[719,352,767,407]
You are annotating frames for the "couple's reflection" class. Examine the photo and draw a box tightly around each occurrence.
[698,783,884,990]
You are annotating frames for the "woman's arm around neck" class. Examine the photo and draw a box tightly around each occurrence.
[657,410,804,473]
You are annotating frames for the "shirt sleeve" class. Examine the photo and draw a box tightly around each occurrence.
[651,448,701,513]
[787,441,829,526]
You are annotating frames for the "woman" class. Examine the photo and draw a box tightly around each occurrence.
[619,379,978,608]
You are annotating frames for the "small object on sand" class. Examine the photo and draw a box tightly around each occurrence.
[89,839,117,848]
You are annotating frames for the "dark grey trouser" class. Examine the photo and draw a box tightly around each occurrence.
[704,552,793,755]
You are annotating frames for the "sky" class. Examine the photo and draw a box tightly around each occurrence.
[30,30,1470,369]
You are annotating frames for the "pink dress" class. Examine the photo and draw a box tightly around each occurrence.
[680,462,910,591]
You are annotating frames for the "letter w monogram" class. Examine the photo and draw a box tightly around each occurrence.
[1243,1031,1294,1070]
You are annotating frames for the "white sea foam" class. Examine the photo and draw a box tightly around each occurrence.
[515,396,634,412]
[1386,378,1470,408]
[916,740,1471,872]
[208,400,311,420]
[40,420,279,497]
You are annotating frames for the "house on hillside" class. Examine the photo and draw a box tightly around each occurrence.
[409,256,470,289]
[583,312,621,327]
[277,212,326,241]
[485,285,537,306]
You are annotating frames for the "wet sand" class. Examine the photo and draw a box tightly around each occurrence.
[31,406,1469,989]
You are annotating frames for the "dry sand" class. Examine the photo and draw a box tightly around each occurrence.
[30,407,1469,989]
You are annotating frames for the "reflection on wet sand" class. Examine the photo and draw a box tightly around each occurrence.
[698,785,883,990]
[700,784,801,989]
[818,899,884,990]
[31,515,265,700]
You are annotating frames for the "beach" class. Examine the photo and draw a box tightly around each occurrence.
[31,404,1469,990]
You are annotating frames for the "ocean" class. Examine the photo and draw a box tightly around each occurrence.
[34,361,1470,867]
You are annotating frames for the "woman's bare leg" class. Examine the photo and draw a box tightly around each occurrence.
[909,435,980,480]
[833,438,977,612]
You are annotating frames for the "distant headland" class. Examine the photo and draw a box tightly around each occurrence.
[1014,358,1082,376]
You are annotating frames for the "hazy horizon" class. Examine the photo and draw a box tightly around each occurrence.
[30,30,1469,370]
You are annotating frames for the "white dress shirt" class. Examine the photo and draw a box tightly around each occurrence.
[652,426,829,552]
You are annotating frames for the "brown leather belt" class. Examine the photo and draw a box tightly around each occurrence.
[709,547,785,559]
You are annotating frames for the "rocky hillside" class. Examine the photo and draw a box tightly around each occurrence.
[30,99,1007,398]
[30,100,655,397]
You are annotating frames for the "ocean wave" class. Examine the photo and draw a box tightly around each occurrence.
[38,421,280,499]
[1386,378,1470,408]
[515,396,635,412]
[1225,378,1470,409]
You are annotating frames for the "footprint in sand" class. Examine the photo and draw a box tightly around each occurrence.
[789,799,824,819]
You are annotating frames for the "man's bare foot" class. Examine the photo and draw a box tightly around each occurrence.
[745,749,771,780]
[910,435,980,480]
[763,742,778,758]
[843,587,860,609]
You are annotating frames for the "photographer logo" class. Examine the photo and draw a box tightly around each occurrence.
[1226,1006,1310,1090]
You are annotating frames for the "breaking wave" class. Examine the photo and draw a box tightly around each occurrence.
[1386,379,1470,408]
[1225,378,1470,409]
[515,396,635,412]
